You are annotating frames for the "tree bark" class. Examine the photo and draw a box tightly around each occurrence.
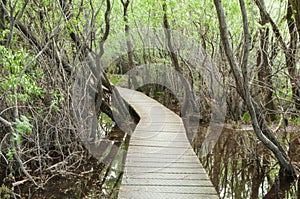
[214,0,296,177]
[263,168,295,199]
[255,0,300,111]
[0,0,6,30]
[257,0,276,121]
[161,0,197,118]
[289,0,300,39]
[121,0,138,89]
[286,1,300,111]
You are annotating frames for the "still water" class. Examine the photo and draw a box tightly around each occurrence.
[193,124,300,199]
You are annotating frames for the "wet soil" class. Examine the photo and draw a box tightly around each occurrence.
[0,126,127,199]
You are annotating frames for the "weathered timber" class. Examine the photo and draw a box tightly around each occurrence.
[117,87,218,199]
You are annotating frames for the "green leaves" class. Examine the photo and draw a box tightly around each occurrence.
[0,46,44,104]
[109,76,121,85]
[10,115,33,146]
[15,115,33,135]
[5,115,33,162]
[242,112,251,123]
[6,150,15,161]
[50,89,65,111]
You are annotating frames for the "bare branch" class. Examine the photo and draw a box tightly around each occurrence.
[0,116,12,127]
[254,0,288,51]
[214,0,296,176]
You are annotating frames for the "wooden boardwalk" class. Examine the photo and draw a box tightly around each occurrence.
[117,87,218,199]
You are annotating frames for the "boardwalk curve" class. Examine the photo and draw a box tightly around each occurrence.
[117,87,218,199]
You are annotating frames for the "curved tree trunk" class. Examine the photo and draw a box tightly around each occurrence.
[257,0,276,121]
[161,0,197,119]
[214,0,296,181]
[255,0,300,111]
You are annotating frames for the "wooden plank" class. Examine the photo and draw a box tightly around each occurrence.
[118,186,218,198]
[118,192,219,199]
[135,126,185,132]
[124,167,207,174]
[129,141,188,147]
[125,156,200,162]
[124,172,211,180]
[132,131,188,136]
[119,185,217,193]
[124,161,200,167]
[130,133,188,142]
[126,146,195,155]
[121,178,213,186]
[117,87,218,199]
[125,163,202,169]
[125,152,198,159]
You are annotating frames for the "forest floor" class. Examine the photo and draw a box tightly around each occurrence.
[1,89,299,198]
[1,149,105,198]
[1,122,299,198]
[0,126,127,199]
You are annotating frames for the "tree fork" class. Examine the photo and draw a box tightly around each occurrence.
[162,0,197,118]
[255,0,300,111]
[214,0,296,177]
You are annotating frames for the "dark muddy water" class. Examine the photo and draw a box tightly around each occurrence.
[191,124,300,199]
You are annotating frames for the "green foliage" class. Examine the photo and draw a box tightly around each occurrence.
[99,112,114,132]
[109,76,121,85]
[0,46,43,104]
[290,117,300,125]
[0,184,12,199]
[6,115,33,161]
[15,115,33,135]
[242,112,251,123]
[6,150,14,161]
[155,91,164,96]
[11,115,33,145]
[276,86,293,100]
[50,89,65,111]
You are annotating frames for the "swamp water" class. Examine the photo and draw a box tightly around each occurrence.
[192,124,300,198]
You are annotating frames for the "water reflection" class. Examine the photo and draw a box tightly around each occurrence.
[193,125,299,198]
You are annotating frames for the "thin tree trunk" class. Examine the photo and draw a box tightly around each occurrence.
[263,168,295,199]
[255,0,300,111]
[0,0,6,30]
[161,1,197,118]
[121,0,138,89]
[289,0,300,39]
[298,177,300,199]
[251,146,265,199]
[257,0,276,121]
[286,1,300,111]
[214,0,296,177]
